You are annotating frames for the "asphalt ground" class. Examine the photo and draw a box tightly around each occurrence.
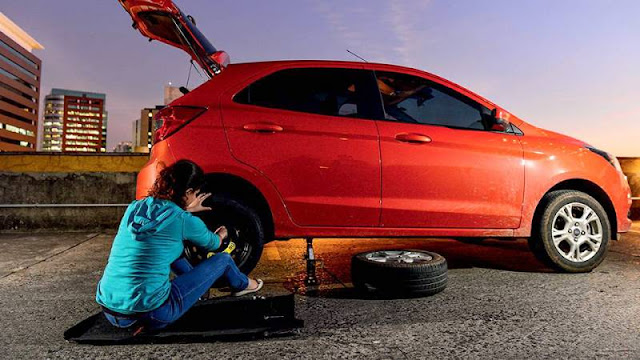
[1,223,639,359]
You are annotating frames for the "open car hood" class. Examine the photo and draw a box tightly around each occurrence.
[118,0,229,78]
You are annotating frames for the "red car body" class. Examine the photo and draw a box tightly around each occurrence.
[120,0,631,271]
[135,59,632,239]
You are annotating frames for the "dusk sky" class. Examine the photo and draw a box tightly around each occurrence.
[4,1,640,155]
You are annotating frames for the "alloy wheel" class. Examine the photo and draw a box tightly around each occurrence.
[365,250,434,264]
[551,202,603,263]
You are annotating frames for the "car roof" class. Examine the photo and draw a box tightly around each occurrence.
[230,59,417,73]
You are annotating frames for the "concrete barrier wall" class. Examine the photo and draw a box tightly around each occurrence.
[0,153,638,232]
[619,158,640,219]
[0,152,149,173]
[0,172,137,231]
[0,153,147,231]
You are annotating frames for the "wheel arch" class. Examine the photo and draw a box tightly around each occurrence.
[531,179,618,239]
[204,173,275,241]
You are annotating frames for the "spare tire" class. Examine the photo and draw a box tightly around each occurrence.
[351,250,447,297]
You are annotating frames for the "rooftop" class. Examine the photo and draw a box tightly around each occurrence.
[0,12,43,52]
[50,88,106,100]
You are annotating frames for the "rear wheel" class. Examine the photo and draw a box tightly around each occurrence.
[529,190,610,273]
[187,195,265,274]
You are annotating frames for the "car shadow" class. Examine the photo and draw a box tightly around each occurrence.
[282,238,553,299]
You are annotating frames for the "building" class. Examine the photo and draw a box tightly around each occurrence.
[112,141,132,153]
[164,84,183,105]
[42,89,107,152]
[0,12,43,152]
[132,105,163,153]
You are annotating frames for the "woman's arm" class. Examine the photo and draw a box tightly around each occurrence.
[182,213,221,252]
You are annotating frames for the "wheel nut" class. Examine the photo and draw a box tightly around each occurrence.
[575,223,579,226]
[581,231,585,235]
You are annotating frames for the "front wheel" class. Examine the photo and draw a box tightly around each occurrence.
[188,195,265,274]
[529,190,610,273]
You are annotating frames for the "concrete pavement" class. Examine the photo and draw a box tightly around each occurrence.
[1,225,639,359]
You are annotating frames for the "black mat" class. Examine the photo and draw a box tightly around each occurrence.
[64,294,303,344]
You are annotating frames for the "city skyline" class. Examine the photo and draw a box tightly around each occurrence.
[3,1,640,155]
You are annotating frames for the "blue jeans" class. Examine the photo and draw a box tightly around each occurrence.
[103,253,249,330]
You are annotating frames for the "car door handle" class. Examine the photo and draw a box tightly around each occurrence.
[395,133,432,144]
[242,123,284,133]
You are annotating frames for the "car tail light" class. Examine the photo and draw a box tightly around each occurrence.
[154,106,207,143]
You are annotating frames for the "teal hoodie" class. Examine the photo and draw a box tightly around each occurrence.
[96,197,220,314]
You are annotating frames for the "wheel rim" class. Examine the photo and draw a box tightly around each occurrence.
[188,213,255,272]
[365,250,433,264]
[230,224,252,270]
[551,202,603,263]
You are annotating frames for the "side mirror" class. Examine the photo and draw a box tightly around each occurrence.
[490,108,511,132]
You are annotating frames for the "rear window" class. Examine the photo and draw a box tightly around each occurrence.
[234,68,382,120]
[138,11,216,55]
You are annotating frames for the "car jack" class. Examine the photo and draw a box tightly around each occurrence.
[304,238,319,287]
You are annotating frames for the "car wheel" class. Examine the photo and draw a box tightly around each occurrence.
[187,195,265,274]
[529,190,610,273]
[351,250,447,297]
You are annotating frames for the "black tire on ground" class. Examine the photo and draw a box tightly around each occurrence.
[187,194,265,275]
[351,250,447,297]
[528,190,611,273]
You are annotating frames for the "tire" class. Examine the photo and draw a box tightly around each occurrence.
[351,250,447,297]
[188,194,265,274]
[528,190,611,273]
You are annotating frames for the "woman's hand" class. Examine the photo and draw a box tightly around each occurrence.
[214,226,228,241]
[185,191,212,213]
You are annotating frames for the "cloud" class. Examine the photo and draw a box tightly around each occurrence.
[311,1,388,62]
[388,0,431,65]
[312,2,363,46]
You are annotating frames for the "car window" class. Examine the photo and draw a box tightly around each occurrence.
[375,71,490,130]
[234,68,382,120]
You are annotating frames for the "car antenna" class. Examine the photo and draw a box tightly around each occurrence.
[347,49,368,63]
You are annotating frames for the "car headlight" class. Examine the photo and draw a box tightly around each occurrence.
[585,146,622,172]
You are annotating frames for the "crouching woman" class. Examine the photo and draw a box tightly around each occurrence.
[96,160,262,331]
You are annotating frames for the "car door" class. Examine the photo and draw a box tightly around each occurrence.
[374,69,524,229]
[221,66,384,227]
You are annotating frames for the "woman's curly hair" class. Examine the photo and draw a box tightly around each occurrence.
[147,160,206,209]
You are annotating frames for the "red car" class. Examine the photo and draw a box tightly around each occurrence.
[120,0,632,273]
